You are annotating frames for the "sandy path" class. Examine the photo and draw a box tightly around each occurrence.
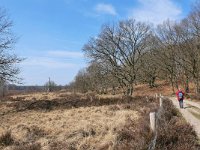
[170,97,200,139]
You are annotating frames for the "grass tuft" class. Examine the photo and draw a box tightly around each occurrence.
[0,131,14,146]
[13,143,41,150]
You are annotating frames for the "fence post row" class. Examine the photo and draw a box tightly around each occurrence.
[159,97,163,107]
[150,94,163,132]
[150,112,156,132]
[155,93,158,99]
[149,94,164,150]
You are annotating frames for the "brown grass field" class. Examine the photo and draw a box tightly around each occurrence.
[1,81,199,150]
[0,91,159,150]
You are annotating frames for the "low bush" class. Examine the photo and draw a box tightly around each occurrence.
[155,99,200,150]
[114,116,153,150]
[189,93,200,101]
[0,131,14,146]
[49,141,76,150]
[13,143,41,150]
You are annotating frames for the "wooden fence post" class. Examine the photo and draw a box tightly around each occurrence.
[159,97,163,107]
[155,93,158,99]
[150,112,156,132]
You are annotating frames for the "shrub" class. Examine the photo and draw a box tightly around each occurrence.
[189,93,200,101]
[49,141,76,150]
[155,99,200,150]
[0,131,14,146]
[114,116,153,150]
[13,143,41,150]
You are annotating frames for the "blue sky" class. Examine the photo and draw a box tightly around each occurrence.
[1,0,194,85]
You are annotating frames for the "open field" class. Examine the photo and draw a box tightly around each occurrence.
[0,92,159,150]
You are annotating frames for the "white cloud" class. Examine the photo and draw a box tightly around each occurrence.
[95,3,117,16]
[47,50,83,58]
[22,57,78,69]
[129,0,182,24]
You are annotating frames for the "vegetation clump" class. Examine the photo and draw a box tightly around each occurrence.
[155,99,200,150]
[0,131,14,146]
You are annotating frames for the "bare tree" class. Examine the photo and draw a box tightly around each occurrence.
[189,0,200,38]
[0,8,23,83]
[83,19,152,95]
[174,17,200,93]
[87,62,119,94]
[44,78,57,92]
[137,49,158,88]
[68,62,118,94]
[154,20,181,93]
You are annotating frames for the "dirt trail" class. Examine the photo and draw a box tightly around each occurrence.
[170,97,200,139]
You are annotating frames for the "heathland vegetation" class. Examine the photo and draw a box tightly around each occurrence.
[1,1,200,150]
[0,92,199,150]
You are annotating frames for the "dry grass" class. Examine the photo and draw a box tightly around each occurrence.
[1,84,199,149]
[134,81,173,96]
[13,143,41,150]
[134,81,200,97]
[0,92,159,150]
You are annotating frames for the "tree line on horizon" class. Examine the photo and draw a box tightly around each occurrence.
[68,1,200,95]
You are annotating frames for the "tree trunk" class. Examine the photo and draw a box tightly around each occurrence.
[127,84,133,96]
[185,76,189,93]
[112,86,116,95]
[130,85,133,96]
[195,78,200,94]
[170,77,175,94]
[149,76,156,88]
[175,79,179,90]
[126,88,130,96]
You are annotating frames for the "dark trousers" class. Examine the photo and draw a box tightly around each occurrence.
[179,99,183,108]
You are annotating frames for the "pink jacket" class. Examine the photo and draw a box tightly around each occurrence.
[176,90,184,101]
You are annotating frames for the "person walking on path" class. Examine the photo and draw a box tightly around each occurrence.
[176,88,185,108]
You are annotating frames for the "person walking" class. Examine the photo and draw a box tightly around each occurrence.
[176,88,185,108]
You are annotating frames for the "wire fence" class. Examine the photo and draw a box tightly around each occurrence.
[148,94,164,150]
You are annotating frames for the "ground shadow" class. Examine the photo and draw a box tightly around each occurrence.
[3,95,157,113]
[184,106,195,109]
